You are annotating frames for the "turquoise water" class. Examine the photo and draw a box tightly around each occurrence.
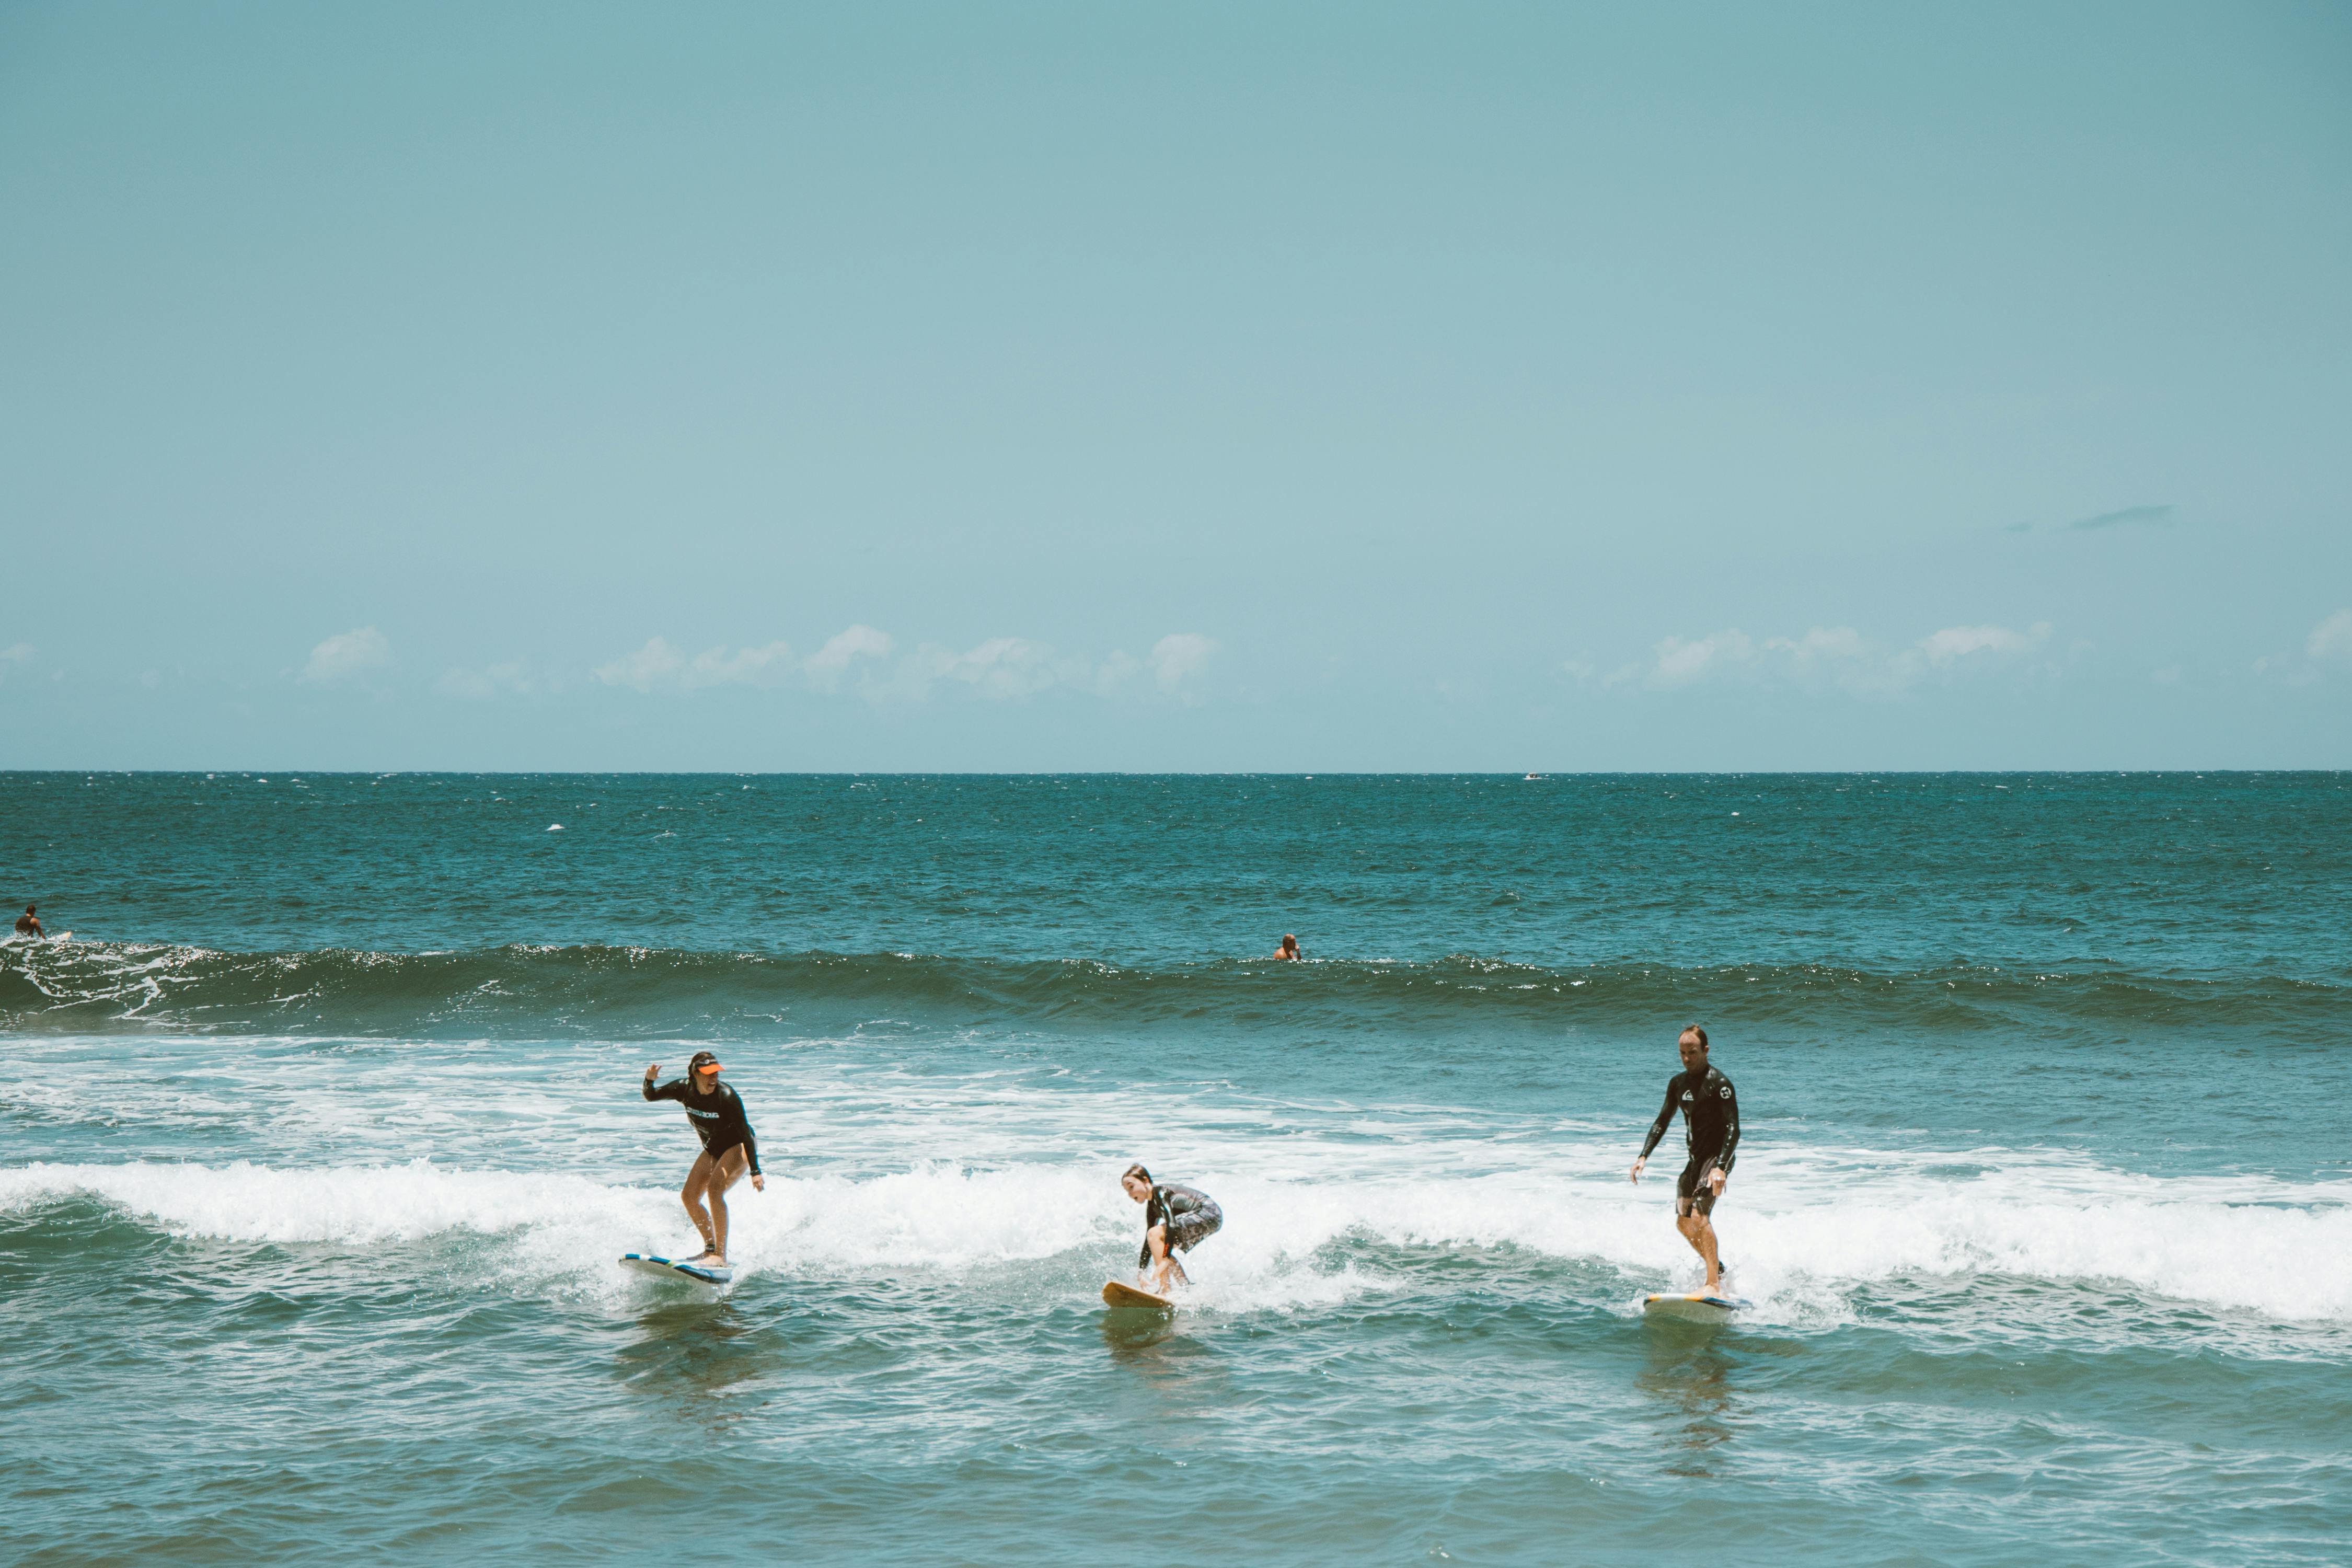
[6,773,2349,1565]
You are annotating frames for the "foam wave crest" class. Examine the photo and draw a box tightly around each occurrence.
[9,1151,2347,1326]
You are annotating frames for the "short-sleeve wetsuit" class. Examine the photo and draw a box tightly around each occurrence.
[643,1076,762,1174]
[1140,1181,1222,1266]
[1638,1064,1738,1216]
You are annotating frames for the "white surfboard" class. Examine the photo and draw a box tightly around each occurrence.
[620,1251,733,1286]
[1102,1278,1176,1310]
[1642,1290,1748,1324]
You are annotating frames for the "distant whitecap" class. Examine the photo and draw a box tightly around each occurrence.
[546,824,564,832]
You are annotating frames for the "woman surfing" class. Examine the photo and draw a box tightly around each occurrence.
[1122,1163,1221,1296]
[641,1051,765,1266]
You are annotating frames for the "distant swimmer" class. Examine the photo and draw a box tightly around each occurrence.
[641,1051,765,1267]
[1629,1024,1740,1296]
[14,905,44,940]
[1123,1163,1222,1295]
[1271,934,1301,961]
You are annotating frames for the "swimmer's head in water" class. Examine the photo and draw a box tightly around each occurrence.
[1121,1163,1152,1201]
[688,1050,723,1080]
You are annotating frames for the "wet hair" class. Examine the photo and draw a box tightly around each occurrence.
[1122,1163,1151,1186]
[1680,1024,1709,1050]
[687,1050,719,1076]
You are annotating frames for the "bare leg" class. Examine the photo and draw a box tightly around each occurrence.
[1675,1204,1723,1292]
[1144,1223,1178,1294]
[702,1146,747,1264]
[681,1152,719,1256]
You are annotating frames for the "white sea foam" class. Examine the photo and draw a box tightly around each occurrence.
[10,1036,2349,1327]
[6,1144,2347,1327]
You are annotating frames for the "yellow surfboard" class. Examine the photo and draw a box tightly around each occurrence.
[1642,1290,1747,1324]
[1102,1279,1176,1310]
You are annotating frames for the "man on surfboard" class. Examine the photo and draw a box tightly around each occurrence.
[641,1051,765,1267]
[14,905,46,940]
[1629,1024,1740,1297]
[1123,1164,1221,1295]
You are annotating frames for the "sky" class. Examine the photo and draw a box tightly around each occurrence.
[3,1,2348,770]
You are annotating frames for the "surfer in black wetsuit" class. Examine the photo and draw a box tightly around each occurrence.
[1629,1024,1740,1295]
[1122,1163,1221,1295]
[14,905,44,940]
[641,1050,765,1266]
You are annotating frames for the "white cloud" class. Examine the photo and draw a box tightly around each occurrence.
[913,636,1069,700]
[1630,620,2050,693]
[594,637,686,693]
[1647,628,1755,687]
[0,643,32,684]
[1149,633,1218,695]
[803,625,895,693]
[1919,621,2049,666]
[301,627,390,684]
[591,624,1217,705]
[1090,650,1143,695]
[2308,608,2352,664]
[874,631,1213,704]
[684,640,794,689]
[1767,626,1869,665]
[594,638,798,693]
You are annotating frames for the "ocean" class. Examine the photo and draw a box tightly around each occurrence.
[5,771,2348,1565]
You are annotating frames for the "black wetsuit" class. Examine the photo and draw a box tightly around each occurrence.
[1140,1182,1221,1266]
[1639,1064,1739,1216]
[643,1077,762,1175]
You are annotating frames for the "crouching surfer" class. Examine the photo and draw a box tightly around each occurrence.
[1628,1024,1739,1296]
[1122,1163,1221,1295]
[642,1051,764,1267]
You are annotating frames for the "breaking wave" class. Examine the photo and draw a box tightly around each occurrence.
[3,940,2341,1039]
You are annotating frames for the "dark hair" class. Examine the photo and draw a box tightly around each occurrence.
[1680,1024,1709,1050]
[1122,1163,1151,1185]
[687,1050,719,1073]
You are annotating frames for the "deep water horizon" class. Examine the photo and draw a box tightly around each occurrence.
[6,771,2349,1565]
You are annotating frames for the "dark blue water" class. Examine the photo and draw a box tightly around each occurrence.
[5,773,2349,1564]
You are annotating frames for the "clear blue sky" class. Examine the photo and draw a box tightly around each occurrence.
[3,1,2348,769]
